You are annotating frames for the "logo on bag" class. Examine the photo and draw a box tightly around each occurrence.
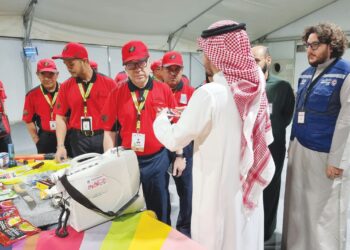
[87,176,107,190]
[331,79,337,86]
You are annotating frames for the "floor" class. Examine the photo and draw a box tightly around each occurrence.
[10,122,350,249]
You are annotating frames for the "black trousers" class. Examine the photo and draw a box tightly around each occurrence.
[36,131,72,157]
[264,140,286,241]
[168,143,193,237]
[69,130,104,157]
[0,133,12,153]
[36,131,57,154]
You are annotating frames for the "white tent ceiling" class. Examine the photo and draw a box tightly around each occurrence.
[0,0,337,51]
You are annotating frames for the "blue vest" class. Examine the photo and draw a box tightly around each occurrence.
[291,59,350,152]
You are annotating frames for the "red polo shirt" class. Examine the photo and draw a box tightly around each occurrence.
[0,81,7,113]
[101,77,176,156]
[23,83,60,132]
[54,71,116,130]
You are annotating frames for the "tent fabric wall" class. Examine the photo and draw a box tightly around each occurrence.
[0,16,23,38]
[31,18,198,52]
[266,0,350,40]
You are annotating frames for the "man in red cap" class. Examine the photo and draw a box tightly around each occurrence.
[89,60,98,71]
[150,59,163,81]
[23,59,71,154]
[101,40,176,224]
[153,20,274,250]
[52,42,116,161]
[161,51,194,237]
[114,71,128,84]
[0,80,12,152]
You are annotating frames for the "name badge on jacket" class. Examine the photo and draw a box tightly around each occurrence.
[131,133,145,152]
[179,94,187,104]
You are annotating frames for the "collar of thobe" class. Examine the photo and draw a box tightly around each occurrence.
[213,71,227,84]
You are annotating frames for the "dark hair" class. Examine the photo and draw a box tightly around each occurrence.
[302,22,348,58]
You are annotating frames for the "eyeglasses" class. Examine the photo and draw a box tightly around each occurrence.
[164,66,183,74]
[125,60,147,70]
[304,41,322,51]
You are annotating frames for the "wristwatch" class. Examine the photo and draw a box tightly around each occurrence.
[175,153,184,158]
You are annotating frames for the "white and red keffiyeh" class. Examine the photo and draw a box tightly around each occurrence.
[198,20,274,213]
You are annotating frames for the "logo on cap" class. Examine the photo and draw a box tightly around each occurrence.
[44,61,49,67]
[170,55,176,60]
[129,46,135,53]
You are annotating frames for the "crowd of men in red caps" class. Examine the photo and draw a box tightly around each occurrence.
[21,41,195,237]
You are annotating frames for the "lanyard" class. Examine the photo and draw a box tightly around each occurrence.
[301,59,338,110]
[130,90,149,132]
[78,83,93,117]
[40,84,59,120]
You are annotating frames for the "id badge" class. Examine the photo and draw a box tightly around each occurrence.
[179,94,187,104]
[131,133,145,152]
[298,112,305,124]
[49,120,57,130]
[268,103,273,115]
[81,116,93,131]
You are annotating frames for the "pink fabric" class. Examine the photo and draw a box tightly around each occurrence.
[198,20,272,211]
[161,229,207,250]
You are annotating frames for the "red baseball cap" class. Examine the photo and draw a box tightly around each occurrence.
[150,59,162,72]
[162,51,183,67]
[89,60,98,70]
[52,42,88,60]
[122,40,149,65]
[37,59,57,73]
[114,71,128,84]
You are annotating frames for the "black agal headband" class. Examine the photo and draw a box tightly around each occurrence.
[201,23,246,38]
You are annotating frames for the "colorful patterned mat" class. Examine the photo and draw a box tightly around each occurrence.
[0,211,206,250]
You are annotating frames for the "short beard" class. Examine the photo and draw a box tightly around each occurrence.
[261,63,268,74]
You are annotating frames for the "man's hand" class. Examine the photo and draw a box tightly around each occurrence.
[55,146,67,163]
[326,165,343,179]
[173,157,186,177]
[33,136,39,144]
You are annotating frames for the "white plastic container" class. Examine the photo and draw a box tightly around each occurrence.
[56,148,145,232]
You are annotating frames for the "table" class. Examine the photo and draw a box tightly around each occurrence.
[0,211,206,250]
[12,187,60,228]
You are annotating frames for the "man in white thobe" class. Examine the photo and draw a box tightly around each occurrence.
[153,20,275,250]
[282,22,350,250]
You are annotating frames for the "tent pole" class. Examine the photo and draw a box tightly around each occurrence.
[22,0,38,93]
[167,0,223,51]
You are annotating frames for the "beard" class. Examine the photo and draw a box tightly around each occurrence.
[308,51,329,67]
[261,63,268,74]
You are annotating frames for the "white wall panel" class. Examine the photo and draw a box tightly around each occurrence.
[0,37,26,123]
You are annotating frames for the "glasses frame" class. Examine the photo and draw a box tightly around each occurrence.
[124,59,148,70]
[304,41,322,51]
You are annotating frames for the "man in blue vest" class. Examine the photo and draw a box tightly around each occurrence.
[282,22,350,250]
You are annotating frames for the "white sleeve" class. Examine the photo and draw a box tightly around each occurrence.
[328,74,350,169]
[153,88,213,152]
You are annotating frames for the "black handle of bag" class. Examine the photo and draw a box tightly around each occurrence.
[60,174,140,217]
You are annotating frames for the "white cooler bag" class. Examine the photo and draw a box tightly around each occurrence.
[54,147,145,233]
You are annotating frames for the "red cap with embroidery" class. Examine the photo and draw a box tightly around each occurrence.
[52,42,88,60]
[162,51,183,67]
[122,40,149,65]
[150,59,162,72]
[89,60,98,70]
[37,59,58,73]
